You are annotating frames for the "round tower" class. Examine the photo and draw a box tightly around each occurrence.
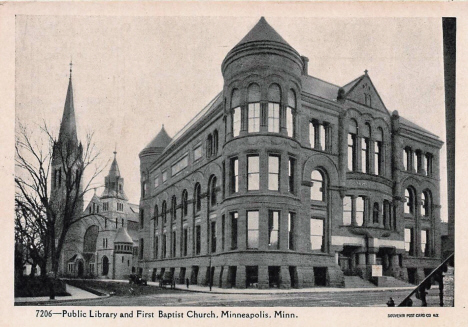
[113,227,134,279]
[139,126,172,174]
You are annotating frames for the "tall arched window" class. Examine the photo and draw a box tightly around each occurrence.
[348,119,358,171]
[102,256,109,275]
[194,183,201,213]
[212,130,218,156]
[405,187,415,215]
[83,225,99,253]
[267,84,281,133]
[210,176,217,207]
[362,123,371,173]
[231,89,241,137]
[248,83,261,133]
[421,190,431,218]
[375,128,383,175]
[311,170,324,201]
[206,134,213,158]
[182,190,188,218]
[287,89,296,138]
[154,205,159,227]
[171,196,177,221]
[373,202,380,224]
[162,201,167,223]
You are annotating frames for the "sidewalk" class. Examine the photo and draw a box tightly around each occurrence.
[14,284,102,304]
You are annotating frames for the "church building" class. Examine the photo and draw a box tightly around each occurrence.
[53,68,139,279]
[136,17,443,288]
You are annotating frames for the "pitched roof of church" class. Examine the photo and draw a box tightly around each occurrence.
[235,17,292,48]
[58,75,78,145]
[143,126,172,150]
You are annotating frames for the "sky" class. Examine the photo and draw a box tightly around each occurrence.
[15,16,447,221]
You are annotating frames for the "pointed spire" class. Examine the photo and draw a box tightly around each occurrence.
[58,63,78,145]
[108,150,121,177]
[143,125,172,150]
[235,17,292,48]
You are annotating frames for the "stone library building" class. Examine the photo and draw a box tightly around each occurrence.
[137,18,443,288]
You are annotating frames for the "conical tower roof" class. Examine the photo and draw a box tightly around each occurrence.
[58,72,78,145]
[234,17,292,48]
[142,126,172,151]
[108,151,121,177]
[114,227,133,244]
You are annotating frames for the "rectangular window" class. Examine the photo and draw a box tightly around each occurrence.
[289,157,296,194]
[413,152,418,172]
[288,212,295,250]
[194,144,202,161]
[320,124,326,151]
[221,215,225,251]
[247,211,259,249]
[195,226,201,255]
[405,228,414,255]
[362,138,368,173]
[310,218,324,251]
[343,196,352,225]
[142,182,147,198]
[171,154,188,176]
[309,122,315,148]
[348,134,355,171]
[268,211,280,249]
[232,107,241,137]
[375,142,382,175]
[154,176,160,188]
[231,212,238,250]
[247,155,260,191]
[210,221,217,253]
[286,107,294,137]
[268,155,280,191]
[162,234,166,258]
[426,154,432,176]
[162,170,167,182]
[421,230,429,257]
[154,236,159,259]
[356,197,365,226]
[139,239,144,259]
[230,157,238,193]
[172,231,176,257]
[183,228,188,257]
[268,103,280,132]
[248,103,260,133]
[140,209,145,229]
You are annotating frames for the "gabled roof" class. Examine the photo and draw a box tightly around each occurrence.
[234,17,292,48]
[341,75,365,95]
[301,75,340,101]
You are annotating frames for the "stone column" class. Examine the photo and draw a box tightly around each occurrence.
[221,266,230,288]
[236,265,246,289]
[212,267,222,287]
[280,266,291,289]
[258,266,269,289]
[197,266,209,286]
[173,267,181,284]
[297,267,314,288]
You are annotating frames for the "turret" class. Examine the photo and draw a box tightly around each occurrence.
[139,126,172,173]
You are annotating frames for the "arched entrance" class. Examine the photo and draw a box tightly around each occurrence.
[102,256,109,276]
[77,260,84,277]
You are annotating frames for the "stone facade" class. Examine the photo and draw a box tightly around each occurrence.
[137,18,443,288]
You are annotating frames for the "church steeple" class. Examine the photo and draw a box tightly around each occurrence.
[58,61,78,146]
[101,151,128,200]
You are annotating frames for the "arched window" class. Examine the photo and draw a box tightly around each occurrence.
[268,84,281,133]
[194,183,201,213]
[206,134,213,158]
[405,188,415,215]
[373,203,380,224]
[162,201,167,223]
[421,190,431,218]
[287,89,296,138]
[375,128,383,175]
[102,256,109,275]
[83,225,99,253]
[210,176,217,207]
[311,170,324,201]
[182,190,188,218]
[171,196,177,221]
[247,83,261,133]
[231,89,241,137]
[348,119,358,171]
[362,123,371,173]
[154,205,159,226]
[212,130,218,156]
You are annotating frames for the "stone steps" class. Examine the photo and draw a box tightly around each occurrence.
[344,276,376,288]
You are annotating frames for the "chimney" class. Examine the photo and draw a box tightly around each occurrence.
[301,56,309,75]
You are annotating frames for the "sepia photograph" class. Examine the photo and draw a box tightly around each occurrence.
[2,1,463,324]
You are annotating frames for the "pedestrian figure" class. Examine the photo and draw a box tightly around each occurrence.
[387,297,395,307]
[186,278,190,289]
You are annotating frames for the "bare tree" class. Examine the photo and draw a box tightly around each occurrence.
[15,122,105,298]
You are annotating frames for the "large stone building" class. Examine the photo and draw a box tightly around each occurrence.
[137,18,443,288]
[54,70,139,279]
